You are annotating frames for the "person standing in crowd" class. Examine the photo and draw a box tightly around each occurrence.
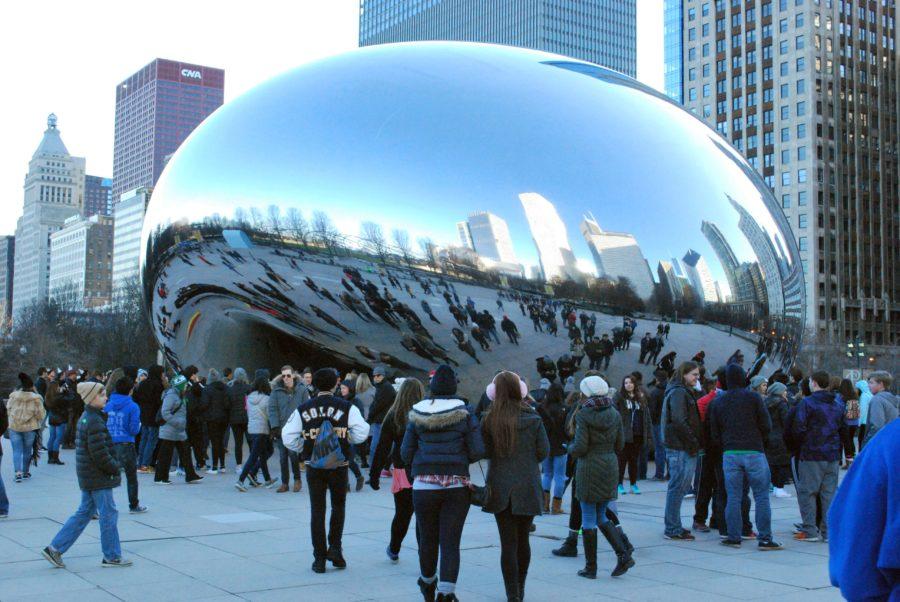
[763,382,792,498]
[481,371,549,601]
[367,366,396,474]
[61,370,82,449]
[369,377,425,562]
[182,366,208,470]
[833,379,859,469]
[339,379,366,492]
[7,373,46,482]
[861,371,898,447]
[42,382,132,568]
[598,334,614,371]
[354,373,375,420]
[855,378,873,447]
[44,374,68,465]
[828,418,899,600]
[661,362,702,540]
[401,364,484,602]
[154,375,203,485]
[135,366,165,473]
[227,368,251,473]
[708,364,781,550]
[235,376,276,490]
[569,375,634,578]
[692,369,722,532]
[614,375,650,496]
[647,370,668,481]
[202,369,230,474]
[268,366,307,493]
[0,395,9,517]
[791,371,844,542]
[282,368,369,573]
[538,383,568,514]
[105,377,146,514]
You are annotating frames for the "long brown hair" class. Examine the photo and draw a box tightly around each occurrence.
[388,377,425,432]
[482,371,528,458]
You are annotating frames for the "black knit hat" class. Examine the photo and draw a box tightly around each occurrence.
[430,364,458,396]
[18,372,34,389]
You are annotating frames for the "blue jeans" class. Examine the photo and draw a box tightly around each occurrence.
[651,424,667,478]
[369,423,383,466]
[580,501,610,530]
[541,454,567,498]
[9,430,36,474]
[723,453,772,541]
[0,455,8,514]
[664,449,697,536]
[138,426,159,467]
[50,488,122,561]
[47,424,67,453]
[239,434,273,482]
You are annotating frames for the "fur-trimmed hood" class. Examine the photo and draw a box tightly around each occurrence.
[408,397,469,430]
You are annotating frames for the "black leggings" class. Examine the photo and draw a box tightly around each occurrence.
[618,438,643,486]
[207,421,228,469]
[413,487,470,585]
[495,507,533,600]
[390,487,415,554]
[155,440,199,482]
[230,424,247,465]
[841,425,858,460]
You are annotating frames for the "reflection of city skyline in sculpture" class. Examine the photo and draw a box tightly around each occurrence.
[657,260,683,301]
[701,220,759,308]
[681,249,719,304]
[581,213,655,299]
[467,212,517,263]
[728,196,785,316]
[518,192,579,282]
[456,220,474,250]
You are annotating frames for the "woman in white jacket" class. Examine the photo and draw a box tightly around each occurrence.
[235,376,277,491]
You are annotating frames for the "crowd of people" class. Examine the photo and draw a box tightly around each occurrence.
[1,349,897,600]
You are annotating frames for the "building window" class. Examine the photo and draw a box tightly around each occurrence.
[779,18,788,33]
[703,63,711,77]
[780,40,789,54]
[796,35,805,49]
[689,88,698,101]
[799,236,808,251]
[798,214,807,229]
[703,22,710,36]
[780,62,789,76]
[703,104,712,117]
[764,110,774,124]
[764,131,774,145]
[780,83,789,97]
[797,123,807,138]
[703,83,711,97]
[765,153,775,167]
[733,75,743,89]
[689,47,697,61]
[797,146,807,160]
[782,172,791,186]
[796,101,806,116]
[689,7,696,20]
[702,2,710,16]
[796,79,806,93]
[689,27,697,41]
[796,57,806,71]
[781,149,791,163]
[689,68,697,81]
[781,105,790,119]
[798,168,807,183]
[782,193,791,208]
[703,43,710,57]
[798,191,807,205]
[781,127,790,141]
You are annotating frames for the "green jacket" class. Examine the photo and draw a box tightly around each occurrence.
[570,399,624,503]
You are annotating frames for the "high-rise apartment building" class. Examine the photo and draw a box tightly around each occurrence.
[83,175,113,217]
[519,192,579,282]
[48,214,114,308]
[359,0,638,77]
[0,236,14,322]
[678,0,898,359]
[682,248,720,303]
[112,187,152,296]
[581,214,655,299]
[466,212,518,264]
[13,115,85,317]
[113,59,224,202]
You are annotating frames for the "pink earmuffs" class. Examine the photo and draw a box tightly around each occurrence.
[485,373,528,401]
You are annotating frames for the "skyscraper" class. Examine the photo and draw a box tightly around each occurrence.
[728,196,786,316]
[466,211,517,264]
[13,115,84,316]
[701,220,756,305]
[677,0,898,356]
[681,248,719,303]
[0,236,14,322]
[83,175,113,217]
[48,214,114,308]
[456,220,474,250]
[359,0,638,77]
[657,260,684,301]
[664,0,685,101]
[112,187,152,297]
[113,59,224,202]
[581,214,655,299]
[519,192,578,282]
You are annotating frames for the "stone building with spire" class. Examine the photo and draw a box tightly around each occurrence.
[12,114,85,316]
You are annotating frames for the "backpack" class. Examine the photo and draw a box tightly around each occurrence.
[844,398,860,421]
[307,420,346,470]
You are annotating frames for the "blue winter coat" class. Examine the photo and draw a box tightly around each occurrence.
[400,397,484,477]
[791,390,845,462]
[105,393,141,443]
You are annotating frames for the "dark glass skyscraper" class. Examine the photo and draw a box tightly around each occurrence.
[83,175,112,217]
[663,0,683,101]
[359,0,637,77]
[112,59,224,203]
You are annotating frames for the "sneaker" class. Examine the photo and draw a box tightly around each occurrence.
[773,487,792,498]
[685,492,695,499]
[206,468,219,475]
[741,531,757,540]
[630,484,641,495]
[720,538,742,548]
[137,467,152,474]
[234,481,248,492]
[42,546,65,568]
[101,558,133,567]
[129,505,148,514]
[793,522,804,532]
[264,479,278,489]
[186,476,204,484]
[793,532,820,542]
[618,484,626,495]
[155,479,173,485]
[664,531,695,541]
[386,546,399,563]
[91,514,99,520]
[247,475,260,487]
[235,464,242,473]
[23,473,31,479]
[14,474,22,483]
[0,512,8,519]
[758,539,783,551]
[692,521,711,533]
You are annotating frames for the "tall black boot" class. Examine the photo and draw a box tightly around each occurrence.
[577,529,597,579]
[552,529,578,557]
[617,524,634,554]
[600,521,635,577]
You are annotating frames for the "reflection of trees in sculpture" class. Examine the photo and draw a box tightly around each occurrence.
[392,228,414,268]
[418,237,439,272]
[312,211,340,256]
[267,205,283,242]
[284,207,311,247]
[233,207,248,229]
[249,207,265,231]
[552,276,645,313]
[361,221,389,264]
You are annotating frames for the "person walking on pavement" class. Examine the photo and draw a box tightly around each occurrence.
[268,366,308,492]
[105,377,147,514]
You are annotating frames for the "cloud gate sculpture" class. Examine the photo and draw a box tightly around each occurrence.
[141,42,804,398]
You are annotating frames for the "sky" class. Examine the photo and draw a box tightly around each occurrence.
[0,0,664,236]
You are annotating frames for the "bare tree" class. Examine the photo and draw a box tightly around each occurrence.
[267,205,283,241]
[249,207,265,234]
[392,228,414,268]
[418,237,439,272]
[312,211,340,256]
[233,207,248,229]
[284,207,310,247]
[361,221,389,264]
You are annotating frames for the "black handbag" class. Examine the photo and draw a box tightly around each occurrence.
[469,461,489,507]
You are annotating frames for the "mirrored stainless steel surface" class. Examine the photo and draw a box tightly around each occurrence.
[141,42,804,395]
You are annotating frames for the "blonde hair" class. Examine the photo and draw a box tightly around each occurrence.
[356,373,373,395]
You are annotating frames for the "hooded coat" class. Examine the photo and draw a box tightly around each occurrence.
[863,390,899,446]
[159,387,188,441]
[661,381,701,455]
[792,390,845,462]
[764,393,791,466]
[482,408,549,516]
[105,393,141,443]
[245,391,270,435]
[134,371,164,428]
[6,391,46,432]
[856,379,873,424]
[267,376,308,430]
[569,398,624,503]
[708,364,771,453]
[227,374,251,425]
[400,397,484,477]
[202,380,230,423]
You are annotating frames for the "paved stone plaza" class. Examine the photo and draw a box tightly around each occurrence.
[0,440,840,602]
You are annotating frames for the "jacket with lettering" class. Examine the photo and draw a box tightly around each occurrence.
[791,390,845,462]
[281,393,369,465]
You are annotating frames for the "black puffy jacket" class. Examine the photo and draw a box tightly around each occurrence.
[134,376,164,427]
[202,381,230,423]
[227,381,251,425]
[76,406,121,491]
